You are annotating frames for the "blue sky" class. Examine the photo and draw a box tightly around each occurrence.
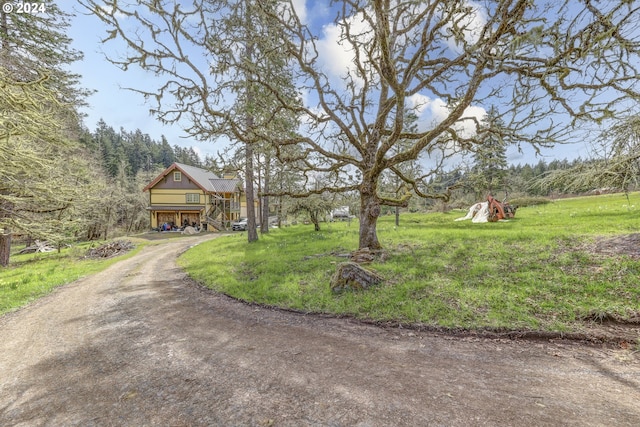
[64,1,598,165]
[64,3,217,157]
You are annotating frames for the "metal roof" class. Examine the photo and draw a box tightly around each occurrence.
[209,178,242,193]
[144,162,241,194]
[175,163,219,189]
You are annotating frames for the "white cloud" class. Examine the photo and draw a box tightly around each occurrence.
[456,105,486,137]
[426,98,451,124]
[407,94,486,138]
[443,0,487,53]
[291,0,307,24]
[315,11,374,87]
[407,93,432,116]
[278,0,308,26]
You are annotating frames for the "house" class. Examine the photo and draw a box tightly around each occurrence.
[330,206,352,221]
[143,163,244,231]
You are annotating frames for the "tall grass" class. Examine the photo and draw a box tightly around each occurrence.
[180,192,640,332]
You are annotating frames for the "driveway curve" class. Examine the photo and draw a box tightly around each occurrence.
[1,234,639,426]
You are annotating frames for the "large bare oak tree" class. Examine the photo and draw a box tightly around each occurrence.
[84,0,639,249]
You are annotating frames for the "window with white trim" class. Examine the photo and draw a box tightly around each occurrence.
[186,193,200,204]
[174,171,182,181]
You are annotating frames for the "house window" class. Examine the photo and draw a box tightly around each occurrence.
[174,171,182,181]
[186,193,200,204]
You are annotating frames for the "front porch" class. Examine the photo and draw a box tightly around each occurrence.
[148,205,204,230]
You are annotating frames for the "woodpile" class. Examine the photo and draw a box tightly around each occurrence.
[86,240,135,259]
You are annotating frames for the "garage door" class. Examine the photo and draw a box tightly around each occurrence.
[181,213,200,227]
[157,212,176,225]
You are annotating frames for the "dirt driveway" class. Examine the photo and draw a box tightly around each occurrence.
[1,234,639,426]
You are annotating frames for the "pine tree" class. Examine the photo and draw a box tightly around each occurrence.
[469,106,509,199]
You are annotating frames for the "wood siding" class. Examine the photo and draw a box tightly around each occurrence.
[152,175,201,190]
[150,189,205,205]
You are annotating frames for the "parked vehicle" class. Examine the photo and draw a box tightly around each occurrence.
[232,218,248,231]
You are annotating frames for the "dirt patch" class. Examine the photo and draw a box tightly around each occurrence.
[0,233,639,426]
[591,233,640,258]
[550,233,640,343]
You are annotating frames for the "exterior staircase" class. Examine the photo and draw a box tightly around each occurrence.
[206,216,227,231]
[206,200,227,231]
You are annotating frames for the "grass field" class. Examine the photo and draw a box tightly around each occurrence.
[180,192,640,333]
[0,240,145,315]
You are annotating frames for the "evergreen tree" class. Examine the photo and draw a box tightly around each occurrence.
[469,106,509,199]
[159,136,175,167]
[1,2,89,266]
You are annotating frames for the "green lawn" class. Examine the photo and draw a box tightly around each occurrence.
[0,240,144,315]
[179,192,640,333]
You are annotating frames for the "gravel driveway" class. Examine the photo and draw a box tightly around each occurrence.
[1,233,639,426]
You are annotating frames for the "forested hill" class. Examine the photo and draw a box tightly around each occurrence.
[79,119,216,178]
[80,118,590,192]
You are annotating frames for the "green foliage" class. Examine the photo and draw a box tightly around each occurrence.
[468,106,509,197]
[532,114,640,197]
[0,69,93,259]
[509,197,552,207]
[180,192,640,332]
[288,194,336,231]
[84,120,201,179]
[0,1,88,105]
[0,2,92,266]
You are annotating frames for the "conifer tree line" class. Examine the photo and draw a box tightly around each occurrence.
[79,119,216,178]
[81,116,635,217]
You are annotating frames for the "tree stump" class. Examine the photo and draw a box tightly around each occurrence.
[330,262,384,293]
[350,247,376,264]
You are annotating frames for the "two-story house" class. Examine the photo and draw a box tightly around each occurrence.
[143,162,244,231]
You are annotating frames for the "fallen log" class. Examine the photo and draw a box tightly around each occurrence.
[17,240,55,254]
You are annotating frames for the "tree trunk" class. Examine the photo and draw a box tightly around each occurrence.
[310,211,320,231]
[277,194,283,228]
[395,206,400,227]
[245,142,259,243]
[244,35,258,243]
[0,231,11,267]
[104,206,111,241]
[260,155,270,234]
[359,180,382,250]
[276,169,283,228]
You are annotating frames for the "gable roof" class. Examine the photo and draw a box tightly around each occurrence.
[178,162,219,185]
[143,162,241,194]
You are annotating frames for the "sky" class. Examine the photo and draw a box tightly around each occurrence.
[64,3,216,157]
[63,1,601,166]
